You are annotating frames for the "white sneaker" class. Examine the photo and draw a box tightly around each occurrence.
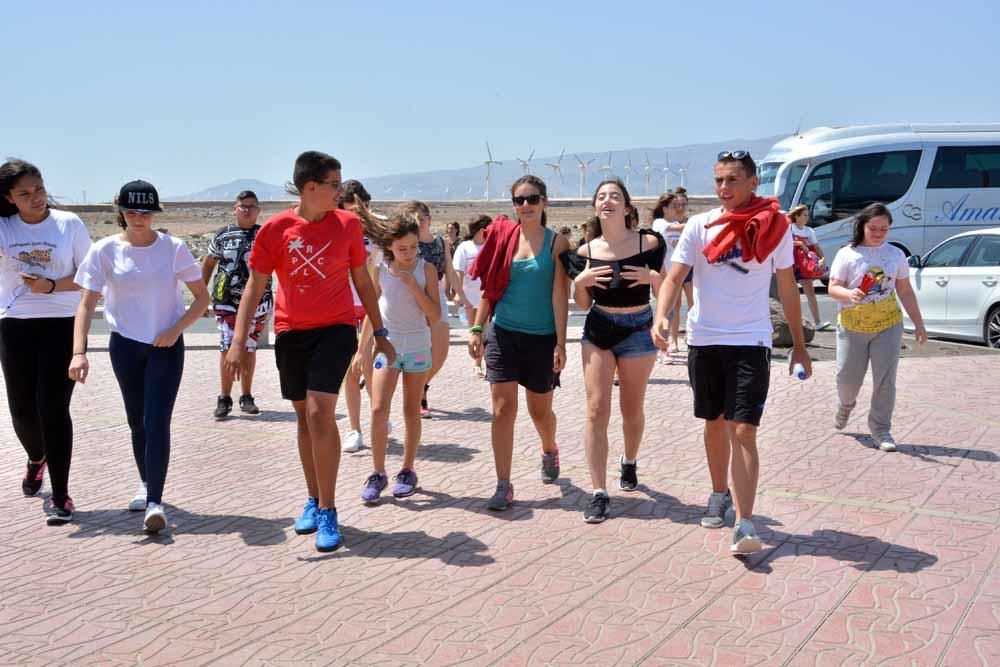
[128,481,148,512]
[875,433,897,452]
[834,404,852,430]
[342,429,364,453]
[730,518,763,555]
[144,502,167,533]
[387,420,393,435]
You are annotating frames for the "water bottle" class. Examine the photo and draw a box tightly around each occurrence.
[374,352,388,370]
[458,307,468,327]
[792,363,806,380]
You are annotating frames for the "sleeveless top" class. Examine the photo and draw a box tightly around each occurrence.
[378,257,432,354]
[494,227,556,335]
[418,235,447,279]
[560,229,666,308]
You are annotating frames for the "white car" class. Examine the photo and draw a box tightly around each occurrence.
[905,227,1000,348]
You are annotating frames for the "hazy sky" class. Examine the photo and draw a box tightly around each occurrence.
[3,0,997,201]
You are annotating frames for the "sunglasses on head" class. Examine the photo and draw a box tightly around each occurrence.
[512,194,543,206]
[718,150,751,160]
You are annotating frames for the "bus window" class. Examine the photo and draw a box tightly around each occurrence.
[779,163,806,211]
[928,146,1000,188]
[799,150,921,227]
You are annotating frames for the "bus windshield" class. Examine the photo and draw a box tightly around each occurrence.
[758,161,806,210]
[758,162,780,197]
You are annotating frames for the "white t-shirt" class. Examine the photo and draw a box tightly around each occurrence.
[0,210,92,318]
[672,207,794,348]
[791,225,818,245]
[828,243,909,333]
[452,239,483,306]
[74,232,201,344]
[653,218,684,270]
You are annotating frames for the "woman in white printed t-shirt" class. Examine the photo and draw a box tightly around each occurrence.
[0,160,92,526]
[787,205,828,329]
[69,180,209,534]
[452,214,491,377]
[828,203,927,453]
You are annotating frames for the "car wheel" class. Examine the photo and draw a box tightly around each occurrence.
[986,305,1000,349]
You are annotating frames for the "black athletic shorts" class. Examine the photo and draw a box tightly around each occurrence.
[485,324,560,394]
[687,344,771,426]
[274,324,357,401]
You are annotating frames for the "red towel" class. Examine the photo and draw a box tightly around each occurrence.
[703,195,790,264]
[469,215,521,303]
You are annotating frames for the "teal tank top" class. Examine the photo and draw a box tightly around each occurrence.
[494,227,556,335]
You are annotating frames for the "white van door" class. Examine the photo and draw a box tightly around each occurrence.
[923,145,1000,255]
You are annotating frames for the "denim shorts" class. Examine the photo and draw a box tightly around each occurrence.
[581,307,657,358]
[390,348,432,373]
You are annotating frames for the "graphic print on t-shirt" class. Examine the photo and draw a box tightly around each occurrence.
[288,238,331,279]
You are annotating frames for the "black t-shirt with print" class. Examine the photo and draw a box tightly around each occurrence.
[208,224,274,311]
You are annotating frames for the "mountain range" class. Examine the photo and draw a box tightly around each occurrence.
[169,135,785,202]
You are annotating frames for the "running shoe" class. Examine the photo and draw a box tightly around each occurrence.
[214,395,233,420]
[874,432,897,453]
[293,497,319,534]
[815,321,832,332]
[239,394,260,415]
[487,480,514,511]
[700,489,732,529]
[22,459,46,496]
[143,502,167,533]
[342,429,364,453]
[420,384,431,419]
[128,481,148,511]
[361,472,388,504]
[834,404,852,430]
[540,448,560,483]
[46,496,74,525]
[315,508,341,552]
[583,492,610,523]
[392,469,418,498]
[730,518,763,555]
[619,456,638,491]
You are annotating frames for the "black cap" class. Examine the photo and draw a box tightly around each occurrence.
[117,180,163,212]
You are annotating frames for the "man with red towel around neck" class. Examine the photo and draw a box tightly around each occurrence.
[652,151,812,557]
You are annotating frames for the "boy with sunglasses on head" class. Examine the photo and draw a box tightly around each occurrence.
[653,151,811,556]
[225,151,396,552]
[202,190,273,419]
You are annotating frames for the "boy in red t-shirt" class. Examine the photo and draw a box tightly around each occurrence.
[225,151,395,552]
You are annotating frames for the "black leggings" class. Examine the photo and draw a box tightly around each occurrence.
[109,332,184,505]
[0,317,76,500]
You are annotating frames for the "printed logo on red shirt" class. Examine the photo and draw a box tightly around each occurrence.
[287,238,332,279]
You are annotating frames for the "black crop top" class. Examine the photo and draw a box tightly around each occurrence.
[559,230,666,307]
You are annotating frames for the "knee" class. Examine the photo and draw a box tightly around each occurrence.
[586,400,611,425]
[371,403,391,422]
[730,423,758,449]
[493,397,516,421]
[528,403,553,424]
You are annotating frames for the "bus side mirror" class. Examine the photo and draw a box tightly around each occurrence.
[907,255,922,268]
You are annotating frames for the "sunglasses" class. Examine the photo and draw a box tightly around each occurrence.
[512,194,543,206]
[718,150,751,160]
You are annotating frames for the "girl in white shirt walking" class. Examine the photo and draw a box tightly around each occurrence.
[452,215,491,377]
[69,180,209,534]
[788,205,828,329]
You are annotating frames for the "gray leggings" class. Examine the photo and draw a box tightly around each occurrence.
[835,323,903,435]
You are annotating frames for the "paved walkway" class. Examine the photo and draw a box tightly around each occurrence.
[1,329,999,665]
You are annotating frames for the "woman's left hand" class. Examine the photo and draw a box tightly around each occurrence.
[621,265,655,286]
[152,326,181,348]
[915,324,928,345]
[553,344,566,373]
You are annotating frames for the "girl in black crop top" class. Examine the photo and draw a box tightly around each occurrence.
[557,179,665,524]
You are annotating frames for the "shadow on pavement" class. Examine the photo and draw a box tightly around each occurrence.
[66,507,293,546]
[844,432,999,462]
[746,528,939,575]
[385,440,481,463]
[300,528,494,566]
[425,406,492,422]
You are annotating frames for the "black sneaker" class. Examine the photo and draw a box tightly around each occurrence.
[619,456,638,491]
[46,496,74,525]
[239,394,260,415]
[583,492,610,523]
[22,459,46,496]
[214,395,233,420]
[420,384,431,419]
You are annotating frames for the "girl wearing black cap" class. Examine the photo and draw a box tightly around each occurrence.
[69,180,210,534]
[0,159,92,525]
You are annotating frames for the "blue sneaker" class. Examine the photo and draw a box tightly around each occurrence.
[392,468,418,498]
[315,508,341,552]
[361,472,389,504]
[293,497,318,535]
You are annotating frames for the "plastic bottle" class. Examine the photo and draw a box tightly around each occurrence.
[374,352,388,370]
[792,363,806,380]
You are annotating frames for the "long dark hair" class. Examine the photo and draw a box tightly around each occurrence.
[352,197,421,262]
[510,175,548,226]
[590,178,639,237]
[466,214,491,241]
[0,159,53,218]
[851,203,893,247]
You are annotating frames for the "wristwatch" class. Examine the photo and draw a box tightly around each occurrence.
[373,327,389,338]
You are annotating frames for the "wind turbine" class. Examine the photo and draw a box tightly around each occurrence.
[574,154,596,198]
[623,155,635,190]
[643,153,654,196]
[516,149,535,175]
[484,142,502,201]
[661,152,672,191]
[677,162,691,188]
[545,149,565,199]
[598,151,614,181]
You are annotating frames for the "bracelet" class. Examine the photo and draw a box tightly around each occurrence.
[72,352,86,356]
[46,278,56,294]
[468,325,483,333]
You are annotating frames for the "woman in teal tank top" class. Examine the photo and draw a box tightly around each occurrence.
[467,175,571,511]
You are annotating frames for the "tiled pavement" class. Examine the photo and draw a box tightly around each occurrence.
[1,329,999,666]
